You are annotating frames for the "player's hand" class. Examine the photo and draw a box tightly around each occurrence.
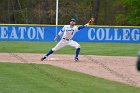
[54,35,58,42]
[91,17,95,22]
[85,18,95,26]
[88,17,95,25]
[54,37,57,42]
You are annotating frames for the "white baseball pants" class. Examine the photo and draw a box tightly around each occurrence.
[52,39,80,51]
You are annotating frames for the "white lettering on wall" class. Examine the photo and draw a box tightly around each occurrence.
[114,28,121,40]
[9,27,18,39]
[27,27,36,39]
[122,29,130,40]
[96,28,105,40]
[36,27,44,39]
[132,29,140,41]
[0,27,8,39]
[105,28,113,40]
[88,28,95,40]
[19,27,26,39]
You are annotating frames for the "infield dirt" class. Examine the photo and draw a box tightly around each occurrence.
[0,53,140,87]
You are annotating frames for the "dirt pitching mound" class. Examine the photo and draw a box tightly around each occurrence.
[0,53,140,87]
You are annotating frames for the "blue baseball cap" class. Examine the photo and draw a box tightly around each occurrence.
[71,18,76,22]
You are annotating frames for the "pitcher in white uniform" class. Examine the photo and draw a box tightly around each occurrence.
[41,18,94,61]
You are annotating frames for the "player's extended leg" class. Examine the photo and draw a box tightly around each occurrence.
[68,40,81,61]
[75,48,80,60]
[41,40,67,61]
[41,50,54,61]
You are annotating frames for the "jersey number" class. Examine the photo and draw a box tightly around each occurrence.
[71,31,74,35]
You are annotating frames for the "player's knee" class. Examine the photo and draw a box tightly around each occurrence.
[79,45,81,48]
[77,45,81,48]
[52,48,56,51]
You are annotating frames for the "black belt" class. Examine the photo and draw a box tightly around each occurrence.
[62,38,71,41]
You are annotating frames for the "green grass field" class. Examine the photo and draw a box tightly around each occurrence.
[0,41,140,93]
[0,62,140,93]
[0,41,140,56]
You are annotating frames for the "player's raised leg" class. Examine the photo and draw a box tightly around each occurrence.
[68,40,81,61]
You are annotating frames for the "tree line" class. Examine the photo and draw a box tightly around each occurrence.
[0,0,139,26]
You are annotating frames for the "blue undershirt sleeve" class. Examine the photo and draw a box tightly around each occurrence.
[78,25,86,30]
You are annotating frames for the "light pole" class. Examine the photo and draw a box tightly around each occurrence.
[56,0,59,25]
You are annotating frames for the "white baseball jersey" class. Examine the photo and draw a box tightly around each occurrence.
[58,25,79,39]
[52,25,87,51]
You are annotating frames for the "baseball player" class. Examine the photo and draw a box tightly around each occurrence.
[41,18,94,61]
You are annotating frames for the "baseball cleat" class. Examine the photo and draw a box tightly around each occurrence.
[74,58,79,62]
[41,56,47,61]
